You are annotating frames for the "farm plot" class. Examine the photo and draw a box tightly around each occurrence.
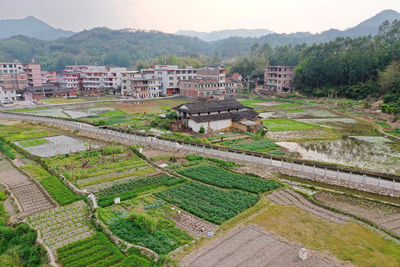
[181,225,340,267]
[179,164,281,193]
[28,201,95,249]
[16,135,99,157]
[228,139,281,153]
[314,190,400,236]
[0,158,55,219]
[267,189,349,225]
[263,118,318,131]
[22,163,80,205]
[43,145,156,189]
[95,174,186,207]
[98,196,193,255]
[18,138,49,147]
[56,232,154,267]
[156,182,259,224]
[63,107,116,119]
[0,122,56,142]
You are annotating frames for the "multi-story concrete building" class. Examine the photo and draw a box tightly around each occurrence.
[58,71,80,90]
[41,71,58,84]
[141,65,197,96]
[58,65,127,95]
[264,66,295,92]
[121,72,161,99]
[23,64,42,87]
[178,66,239,99]
[0,62,28,102]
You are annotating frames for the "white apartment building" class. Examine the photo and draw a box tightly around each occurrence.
[121,71,161,99]
[58,71,79,90]
[141,65,197,96]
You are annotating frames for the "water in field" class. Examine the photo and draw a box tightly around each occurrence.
[278,136,400,175]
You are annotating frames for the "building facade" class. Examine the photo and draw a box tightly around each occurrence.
[41,71,58,84]
[264,66,295,92]
[23,64,42,87]
[141,65,197,96]
[121,72,161,99]
[0,63,28,102]
[18,84,77,100]
[173,99,263,133]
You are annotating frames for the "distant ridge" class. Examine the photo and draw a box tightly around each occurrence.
[0,16,75,40]
[176,29,275,42]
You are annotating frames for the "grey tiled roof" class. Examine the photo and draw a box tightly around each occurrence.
[174,99,248,113]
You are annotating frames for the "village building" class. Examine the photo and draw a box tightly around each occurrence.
[18,84,77,100]
[264,65,295,92]
[173,99,263,133]
[121,71,161,99]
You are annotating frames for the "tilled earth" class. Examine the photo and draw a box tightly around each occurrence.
[267,189,350,225]
[181,225,341,267]
[314,190,400,235]
[0,158,55,220]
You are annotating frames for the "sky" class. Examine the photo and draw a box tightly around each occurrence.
[0,0,399,34]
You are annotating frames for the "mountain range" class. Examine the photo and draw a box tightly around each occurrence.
[0,9,399,72]
[0,16,75,40]
[175,29,275,42]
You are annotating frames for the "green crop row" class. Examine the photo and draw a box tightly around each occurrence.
[179,165,281,194]
[107,215,192,255]
[156,182,259,224]
[97,175,186,207]
[230,139,278,152]
[57,233,125,267]
[40,176,80,205]
[0,140,15,160]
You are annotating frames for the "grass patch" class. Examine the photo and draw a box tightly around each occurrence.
[263,118,317,131]
[230,139,278,152]
[21,163,52,180]
[19,138,49,147]
[4,107,48,113]
[249,204,400,266]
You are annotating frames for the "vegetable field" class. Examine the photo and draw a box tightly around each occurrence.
[179,165,281,193]
[43,145,156,189]
[96,174,186,207]
[56,232,154,267]
[263,118,317,131]
[99,196,192,254]
[156,182,259,224]
[18,138,49,147]
[230,139,279,152]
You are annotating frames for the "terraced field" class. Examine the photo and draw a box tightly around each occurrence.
[267,189,349,225]
[28,201,95,249]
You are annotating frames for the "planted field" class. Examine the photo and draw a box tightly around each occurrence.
[96,174,186,207]
[230,139,279,152]
[156,182,259,224]
[18,138,49,147]
[99,196,193,255]
[28,201,95,249]
[44,145,155,188]
[0,123,55,142]
[21,163,80,205]
[179,165,280,194]
[56,233,126,267]
[263,118,317,131]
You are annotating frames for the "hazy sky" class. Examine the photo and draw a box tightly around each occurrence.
[0,0,399,34]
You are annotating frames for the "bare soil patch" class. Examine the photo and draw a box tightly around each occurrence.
[268,189,349,225]
[314,190,400,235]
[181,225,341,267]
[167,209,218,238]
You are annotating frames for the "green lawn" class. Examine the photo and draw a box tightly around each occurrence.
[263,118,317,131]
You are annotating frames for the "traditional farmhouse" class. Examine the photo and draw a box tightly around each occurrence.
[17,84,77,100]
[173,99,263,133]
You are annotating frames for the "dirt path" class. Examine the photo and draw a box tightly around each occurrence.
[267,189,350,225]
[0,157,55,220]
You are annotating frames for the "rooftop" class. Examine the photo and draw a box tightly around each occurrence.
[174,99,248,114]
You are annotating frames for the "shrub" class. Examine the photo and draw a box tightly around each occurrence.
[199,126,205,134]
[185,154,204,161]
[127,211,157,233]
